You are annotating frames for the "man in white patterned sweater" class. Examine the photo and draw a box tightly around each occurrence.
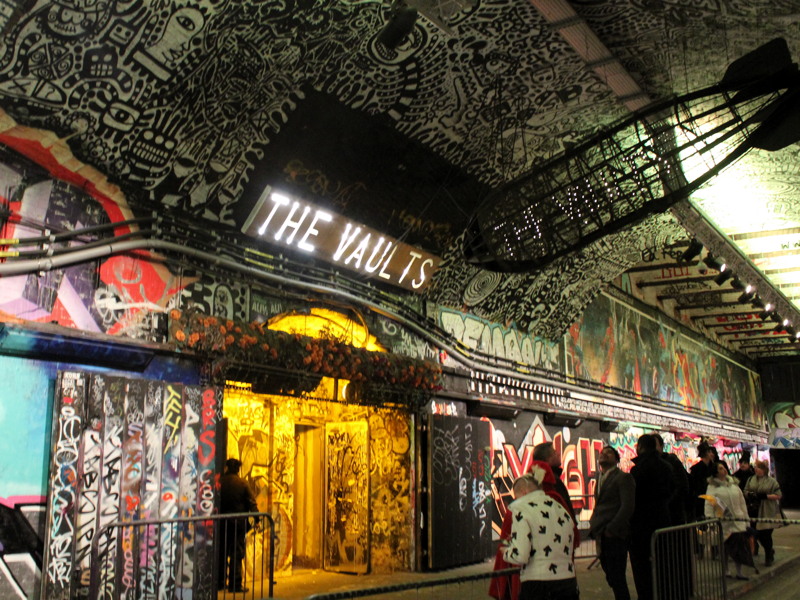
[503,469,579,600]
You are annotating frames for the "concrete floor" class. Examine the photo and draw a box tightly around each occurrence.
[218,511,800,600]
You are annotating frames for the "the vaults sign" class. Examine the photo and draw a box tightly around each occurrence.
[242,186,441,292]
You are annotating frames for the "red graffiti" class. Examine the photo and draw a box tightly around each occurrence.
[198,429,216,466]
[125,495,140,512]
[502,443,535,479]
[201,389,216,428]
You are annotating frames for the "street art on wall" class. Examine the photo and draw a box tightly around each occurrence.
[42,371,219,600]
[568,294,763,425]
[484,413,605,538]
[768,402,800,448]
[0,356,51,599]
[324,421,369,573]
[0,135,192,340]
[437,307,563,373]
[222,383,413,574]
[426,413,493,569]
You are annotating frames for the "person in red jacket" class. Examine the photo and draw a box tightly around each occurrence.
[489,460,579,600]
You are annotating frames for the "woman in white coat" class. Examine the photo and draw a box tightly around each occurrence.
[704,461,756,580]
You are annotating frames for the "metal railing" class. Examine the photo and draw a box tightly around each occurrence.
[305,567,520,599]
[570,494,598,560]
[652,519,726,600]
[90,511,276,599]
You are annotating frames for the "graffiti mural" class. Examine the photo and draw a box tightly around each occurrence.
[437,307,564,373]
[41,372,218,600]
[567,294,763,424]
[485,413,606,537]
[768,402,800,448]
[324,421,369,573]
[0,137,192,341]
[427,413,493,569]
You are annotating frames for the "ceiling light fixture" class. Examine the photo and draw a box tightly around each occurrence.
[714,269,734,285]
[738,285,756,303]
[703,254,725,272]
[679,239,704,263]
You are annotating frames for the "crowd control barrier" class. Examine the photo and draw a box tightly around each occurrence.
[90,511,276,599]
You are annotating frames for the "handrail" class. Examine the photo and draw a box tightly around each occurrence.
[304,567,520,600]
[90,511,276,599]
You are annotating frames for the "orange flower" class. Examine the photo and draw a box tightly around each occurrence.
[175,330,186,342]
[169,309,182,320]
[188,333,200,347]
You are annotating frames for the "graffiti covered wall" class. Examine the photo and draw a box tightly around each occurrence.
[0,356,50,599]
[222,383,413,574]
[42,371,220,600]
[768,403,800,448]
[478,409,606,536]
[568,294,763,425]
[0,142,191,341]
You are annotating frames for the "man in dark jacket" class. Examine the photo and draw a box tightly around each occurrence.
[590,446,635,600]
[533,442,578,531]
[653,433,692,600]
[733,452,753,491]
[629,434,674,600]
[689,442,716,520]
[653,433,690,526]
[218,458,258,593]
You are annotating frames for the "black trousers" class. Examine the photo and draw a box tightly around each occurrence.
[520,577,579,600]
[217,519,248,590]
[599,535,631,600]
[629,531,654,600]
[756,528,774,556]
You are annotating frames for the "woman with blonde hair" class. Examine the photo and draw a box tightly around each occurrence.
[744,460,783,566]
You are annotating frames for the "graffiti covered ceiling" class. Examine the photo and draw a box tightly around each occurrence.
[0,1,798,358]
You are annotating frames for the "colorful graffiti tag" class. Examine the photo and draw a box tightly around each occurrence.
[40,372,218,600]
[484,414,606,536]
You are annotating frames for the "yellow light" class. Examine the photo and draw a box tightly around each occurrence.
[268,307,386,352]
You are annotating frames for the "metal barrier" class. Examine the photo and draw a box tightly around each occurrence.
[304,567,520,600]
[90,511,276,599]
[652,515,800,600]
[651,519,726,600]
[570,494,598,560]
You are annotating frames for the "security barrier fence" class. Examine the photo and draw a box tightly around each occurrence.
[90,511,276,599]
[571,494,598,560]
[652,516,800,600]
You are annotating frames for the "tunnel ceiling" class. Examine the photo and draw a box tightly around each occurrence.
[0,1,799,361]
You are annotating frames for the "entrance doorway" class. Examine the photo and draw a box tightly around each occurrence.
[293,424,323,568]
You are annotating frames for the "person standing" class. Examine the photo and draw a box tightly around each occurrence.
[490,460,578,600]
[218,457,258,593]
[689,442,716,522]
[533,442,578,533]
[733,453,753,491]
[503,470,579,600]
[590,446,635,600]
[653,433,690,526]
[703,461,755,580]
[652,434,691,599]
[629,434,674,600]
[744,460,783,567]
